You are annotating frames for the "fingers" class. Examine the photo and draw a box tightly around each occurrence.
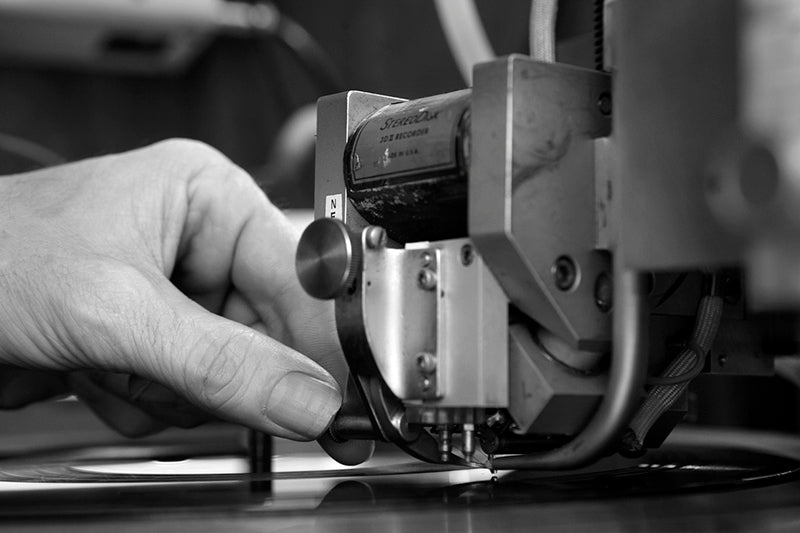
[66,372,168,438]
[127,375,213,428]
[0,139,346,445]
[123,280,343,441]
[0,366,68,408]
[69,372,212,431]
[161,141,350,388]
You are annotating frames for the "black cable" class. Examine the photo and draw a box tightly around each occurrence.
[652,272,688,308]
[646,341,706,386]
[0,132,65,169]
[493,269,649,470]
[256,3,345,95]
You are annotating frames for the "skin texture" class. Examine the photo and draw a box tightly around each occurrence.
[0,139,373,463]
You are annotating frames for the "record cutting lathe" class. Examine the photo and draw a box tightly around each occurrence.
[295,0,800,470]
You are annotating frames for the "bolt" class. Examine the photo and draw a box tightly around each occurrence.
[460,244,474,266]
[462,423,475,462]
[594,272,613,312]
[598,92,612,116]
[421,251,433,266]
[552,256,578,291]
[721,275,741,305]
[421,377,432,391]
[438,426,452,462]
[418,268,437,290]
[364,226,387,249]
[416,352,437,374]
[486,411,506,428]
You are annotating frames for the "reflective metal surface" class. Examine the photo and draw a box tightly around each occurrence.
[296,218,359,300]
[2,426,800,532]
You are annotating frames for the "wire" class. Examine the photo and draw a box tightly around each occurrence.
[529,0,558,62]
[652,272,688,308]
[433,0,495,86]
[265,10,344,94]
[646,341,706,386]
[220,1,345,95]
[493,267,649,470]
[0,132,65,169]
[628,294,724,449]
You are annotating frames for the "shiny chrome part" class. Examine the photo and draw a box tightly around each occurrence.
[362,240,440,401]
[462,423,475,462]
[495,266,649,470]
[438,426,452,462]
[332,227,469,466]
[362,237,508,407]
[296,218,359,300]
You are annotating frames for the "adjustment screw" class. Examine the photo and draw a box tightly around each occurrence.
[552,256,578,291]
[598,92,612,116]
[364,226,387,249]
[460,244,474,266]
[594,272,613,312]
[418,268,437,290]
[416,352,437,374]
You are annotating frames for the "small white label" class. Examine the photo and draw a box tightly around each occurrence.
[325,193,343,220]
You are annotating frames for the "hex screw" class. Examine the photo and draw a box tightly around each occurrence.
[418,268,437,290]
[460,244,474,266]
[552,256,578,291]
[594,272,613,312]
[365,226,387,249]
[598,92,612,116]
[720,275,742,305]
[416,352,437,374]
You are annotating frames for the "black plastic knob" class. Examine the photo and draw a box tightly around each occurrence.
[296,218,361,300]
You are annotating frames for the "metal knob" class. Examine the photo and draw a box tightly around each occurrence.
[296,218,361,300]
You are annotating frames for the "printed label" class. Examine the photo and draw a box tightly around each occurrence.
[350,91,470,184]
[324,193,343,220]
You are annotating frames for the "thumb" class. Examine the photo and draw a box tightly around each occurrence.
[104,278,343,441]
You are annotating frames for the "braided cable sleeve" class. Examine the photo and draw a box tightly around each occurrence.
[629,295,724,445]
[529,0,558,62]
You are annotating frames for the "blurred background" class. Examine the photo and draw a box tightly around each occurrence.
[0,0,543,206]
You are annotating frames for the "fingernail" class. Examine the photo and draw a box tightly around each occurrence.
[266,372,341,439]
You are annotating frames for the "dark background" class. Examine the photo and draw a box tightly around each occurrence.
[0,0,598,206]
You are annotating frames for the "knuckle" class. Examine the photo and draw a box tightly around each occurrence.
[61,260,164,368]
[184,327,256,413]
[152,138,228,165]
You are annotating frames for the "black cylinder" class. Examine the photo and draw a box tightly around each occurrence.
[344,90,471,243]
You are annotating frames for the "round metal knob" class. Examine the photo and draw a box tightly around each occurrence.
[296,218,361,300]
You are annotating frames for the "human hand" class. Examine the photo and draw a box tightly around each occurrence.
[0,139,368,461]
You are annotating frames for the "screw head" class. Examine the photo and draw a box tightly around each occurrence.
[418,268,437,290]
[421,377,432,391]
[594,272,613,312]
[416,352,437,374]
[364,226,387,249]
[552,256,578,291]
[598,92,612,116]
[460,244,474,266]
